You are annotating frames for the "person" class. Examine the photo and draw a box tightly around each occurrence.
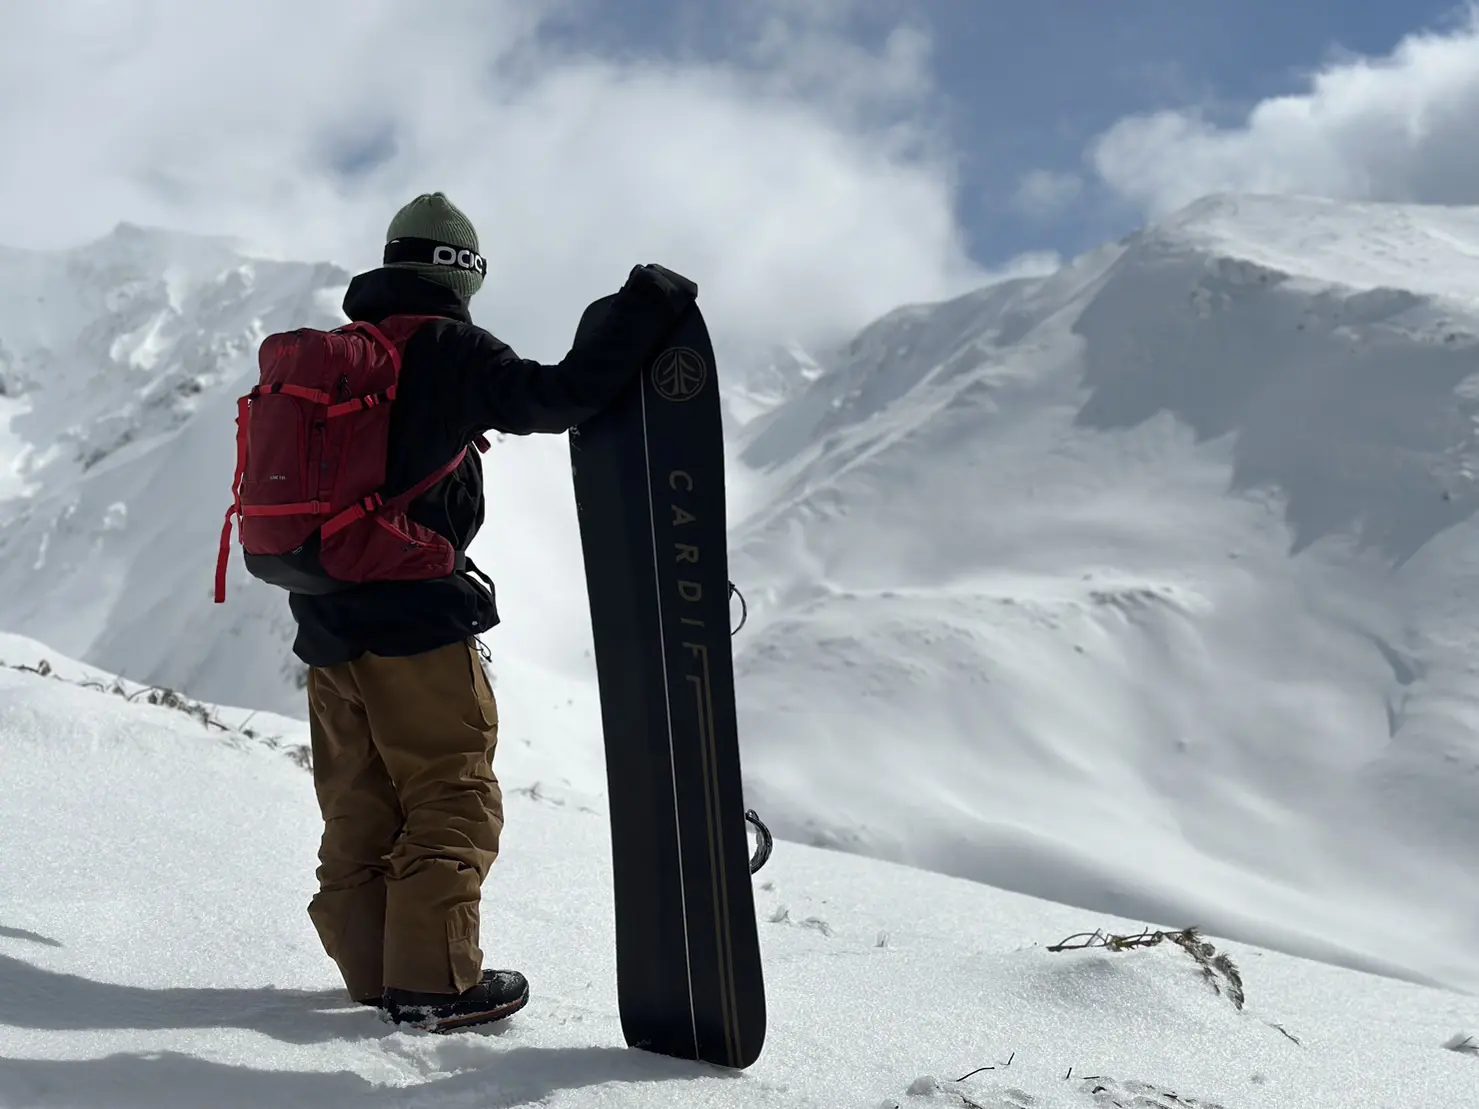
[292,192,694,1031]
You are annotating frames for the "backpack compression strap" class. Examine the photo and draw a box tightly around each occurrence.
[214,384,345,604]
[214,393,253,604]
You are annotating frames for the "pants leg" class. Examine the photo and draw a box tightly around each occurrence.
[304,665,404,1002]
[350,640,502,994]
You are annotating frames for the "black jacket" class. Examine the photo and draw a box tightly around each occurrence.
[289,265,690,666]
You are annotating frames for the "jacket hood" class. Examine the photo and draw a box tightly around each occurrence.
[343,267,473,325]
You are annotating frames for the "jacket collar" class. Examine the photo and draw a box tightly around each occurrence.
[342,267,472,325]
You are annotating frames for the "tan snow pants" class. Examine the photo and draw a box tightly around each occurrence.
[305,639,502,1000]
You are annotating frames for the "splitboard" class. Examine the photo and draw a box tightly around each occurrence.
[569,294,766,1070]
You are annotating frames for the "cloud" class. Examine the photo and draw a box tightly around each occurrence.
[1011,170,1084,220]
[1090,10,1479,217]
[0,0,983,358]
[744,11,937,137]
[987,250,1062,281]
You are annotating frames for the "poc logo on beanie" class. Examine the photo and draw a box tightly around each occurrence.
[430,244,487,276]
[385,237,488,277]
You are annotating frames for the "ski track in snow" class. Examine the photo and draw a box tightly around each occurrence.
[0,652,1476,1108]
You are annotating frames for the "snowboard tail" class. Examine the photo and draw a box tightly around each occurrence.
[570,296,765,1069]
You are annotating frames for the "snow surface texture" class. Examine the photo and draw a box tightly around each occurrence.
[0,196,1477,1027]
[732,195,1479,994]
[0,644,1476,1107]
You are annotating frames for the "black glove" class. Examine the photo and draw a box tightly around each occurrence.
[625,263,698,315]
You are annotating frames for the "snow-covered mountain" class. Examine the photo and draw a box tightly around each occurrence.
[2,195,1478,1009]
[0,225,346,706]
[731,195,1479,992]
[2,639,1476,1107]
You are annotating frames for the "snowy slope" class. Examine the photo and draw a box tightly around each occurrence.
[731,195,1479,993]
[3,196,1479,1012]
[1,645,1476,1109]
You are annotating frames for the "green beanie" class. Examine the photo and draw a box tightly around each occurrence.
[384,192,484,301]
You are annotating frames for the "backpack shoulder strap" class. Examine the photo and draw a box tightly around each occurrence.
[339,320,402,372]
[350,314,442,352]
[320,447,469,540]
[321,317,440,418]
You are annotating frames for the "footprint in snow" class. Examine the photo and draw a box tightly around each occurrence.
[1078,1075,1229,1109]
[766,904,834,937]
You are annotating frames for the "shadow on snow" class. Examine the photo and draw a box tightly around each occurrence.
[0,949,724,1107]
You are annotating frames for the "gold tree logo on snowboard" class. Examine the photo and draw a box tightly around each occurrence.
[652,347,707,401]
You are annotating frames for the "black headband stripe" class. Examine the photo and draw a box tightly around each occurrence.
[384,237,487,277]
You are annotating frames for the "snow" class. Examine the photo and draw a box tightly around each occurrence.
[2,197,1479,1105]
[1158,194,1479,302]
[729,194,1479,994]
[1,649,1476,1107]
[0,395,31,502]
[0,226,348,708]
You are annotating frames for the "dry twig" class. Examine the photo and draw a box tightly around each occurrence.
[1049,925,1246,1009]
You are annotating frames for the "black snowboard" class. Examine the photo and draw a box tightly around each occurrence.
[569,295,766,1070]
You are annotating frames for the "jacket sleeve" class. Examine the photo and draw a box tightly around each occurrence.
[438,267,695,438]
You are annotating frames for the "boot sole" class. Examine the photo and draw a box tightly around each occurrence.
[409,988,531,1034]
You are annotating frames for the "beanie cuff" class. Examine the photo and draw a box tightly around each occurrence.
[384,236,487,278]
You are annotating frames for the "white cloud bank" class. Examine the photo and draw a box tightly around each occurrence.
[0,0,985,355]
[1092,10,1479,218]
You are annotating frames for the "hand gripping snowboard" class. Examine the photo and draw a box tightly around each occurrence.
[570,294,766,1070]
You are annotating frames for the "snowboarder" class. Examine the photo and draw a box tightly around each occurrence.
[289,193,694,1030]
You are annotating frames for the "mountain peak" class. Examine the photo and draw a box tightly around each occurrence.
[76,220,247,268]
[1142,192,1479,295]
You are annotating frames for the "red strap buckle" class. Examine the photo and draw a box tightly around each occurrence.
[321,493,385,540]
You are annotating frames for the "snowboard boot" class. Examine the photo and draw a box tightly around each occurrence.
[383,970,529,1033]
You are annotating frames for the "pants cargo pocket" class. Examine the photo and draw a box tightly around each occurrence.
[447,901,484,994]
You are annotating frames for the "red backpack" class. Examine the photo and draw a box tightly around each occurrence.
[214,315,486,603]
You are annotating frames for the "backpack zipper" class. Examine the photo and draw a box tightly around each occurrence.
[311,420,327,496]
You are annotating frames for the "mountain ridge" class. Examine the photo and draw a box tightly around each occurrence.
[729,192,1479,990]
